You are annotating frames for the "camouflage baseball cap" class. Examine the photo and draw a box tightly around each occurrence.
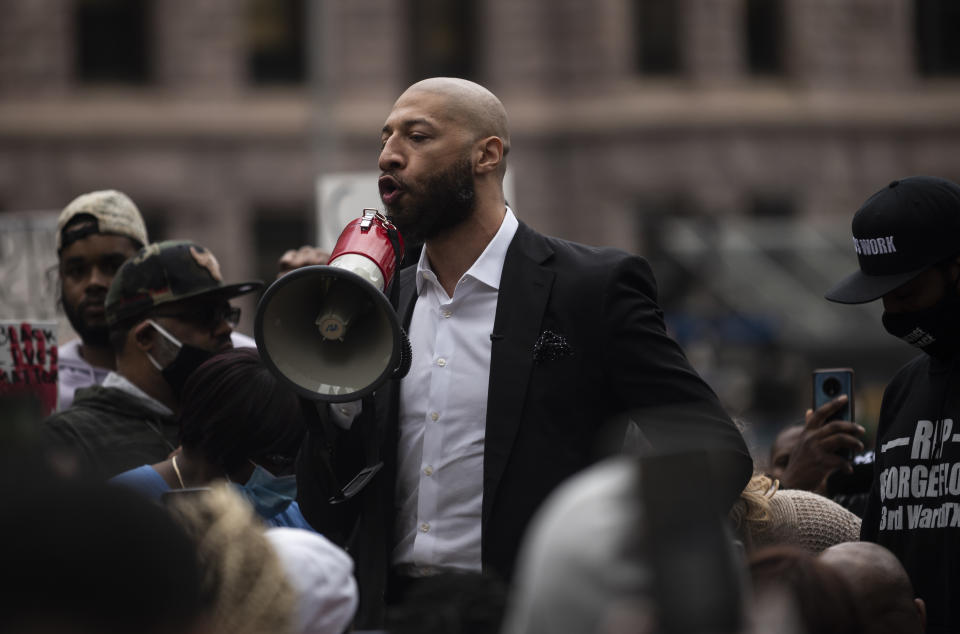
[105,240,263,326]
[57,190,149,252]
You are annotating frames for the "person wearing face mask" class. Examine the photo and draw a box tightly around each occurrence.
[39,240,262,481]
[52,190,259,412]
[111,348,313,530]
[824,175,960,634]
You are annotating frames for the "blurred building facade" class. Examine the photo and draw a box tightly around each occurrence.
[2,0,959,438]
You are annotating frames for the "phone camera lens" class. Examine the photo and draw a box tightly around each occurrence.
[822,377,842,397]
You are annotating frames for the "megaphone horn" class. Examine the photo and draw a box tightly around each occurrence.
[255,209,411,402]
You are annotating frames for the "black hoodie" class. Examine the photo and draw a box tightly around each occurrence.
[39,385,178,480]
[861,353,960,634]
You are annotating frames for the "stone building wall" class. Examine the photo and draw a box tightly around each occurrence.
[0,0,958,387]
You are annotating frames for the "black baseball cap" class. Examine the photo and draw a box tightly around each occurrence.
[825,176,960,304]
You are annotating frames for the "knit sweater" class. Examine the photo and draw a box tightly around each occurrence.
[750,488,862,553]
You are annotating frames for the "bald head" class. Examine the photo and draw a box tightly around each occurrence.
[399,78,511,158]
[819,542,925,634]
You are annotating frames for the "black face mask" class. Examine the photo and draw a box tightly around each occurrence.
[145,320,215,396]
[882,275,960,361]
[160,343,215,395]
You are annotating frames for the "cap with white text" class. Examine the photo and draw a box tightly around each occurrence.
[825,176,960,304]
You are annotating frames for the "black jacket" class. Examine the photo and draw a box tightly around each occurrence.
[39,385,178,480]
[297,222,753,627]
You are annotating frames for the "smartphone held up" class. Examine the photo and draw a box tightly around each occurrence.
[812,368,855,423]
[813,367,855,461]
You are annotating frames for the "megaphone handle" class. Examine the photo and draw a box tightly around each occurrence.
[328,396,383,505]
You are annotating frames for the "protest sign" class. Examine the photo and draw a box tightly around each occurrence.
[0,320,58,416]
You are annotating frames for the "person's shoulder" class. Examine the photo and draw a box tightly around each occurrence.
[110,464,169,500]
[268,501,317,532]
[44,387,107,424]
[39,390,116,444]
[892,353,930,378]
[45,386,151,426]
[57,338,85,365]
[110,463,158,482]
[514,225,648,289]
[882,353,932,399]
[69,384,134,410]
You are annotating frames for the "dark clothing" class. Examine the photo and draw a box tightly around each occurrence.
[827,453,875,518]
[39,385,178,480]
[298,222,753,627]
[861,353,960,634]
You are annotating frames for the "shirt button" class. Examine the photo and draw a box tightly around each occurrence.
[441,309,452,318]
[430,412,439,422]
[420,522,430,533]
[338,407,350,416]
[424,466,433,476]
[437,358,446,367]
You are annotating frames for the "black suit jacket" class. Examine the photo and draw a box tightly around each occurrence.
[297,222,753,626]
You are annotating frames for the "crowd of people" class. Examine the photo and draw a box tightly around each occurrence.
[2,77,957,633]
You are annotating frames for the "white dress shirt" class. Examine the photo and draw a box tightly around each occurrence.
[392,208,519,573]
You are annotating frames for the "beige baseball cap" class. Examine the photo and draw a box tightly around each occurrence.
[56,190,149,252]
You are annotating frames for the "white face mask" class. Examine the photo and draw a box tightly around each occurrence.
[143,319,182,371]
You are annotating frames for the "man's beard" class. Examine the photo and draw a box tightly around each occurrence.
[384,156,476,245]
[61,294,110,347]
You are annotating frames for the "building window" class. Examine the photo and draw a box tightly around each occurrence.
[750,193,795,218]
[915,0,960,76]
[745,0,784,75]
[253,208,311,284]
[409,0,478,82]
[635,0,681,75]
[248,0,307,84]
[75,0,151,83]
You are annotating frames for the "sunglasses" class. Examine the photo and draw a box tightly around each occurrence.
[152,305,241,331]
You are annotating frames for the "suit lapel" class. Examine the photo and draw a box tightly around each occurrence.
[483,223,555,527]
[380,265,417,471]
[396,265,418,328]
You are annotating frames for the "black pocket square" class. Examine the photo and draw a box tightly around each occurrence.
[533,330,573,363]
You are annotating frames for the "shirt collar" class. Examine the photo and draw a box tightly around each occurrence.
[102,371,174,416]
[415,207,520,295]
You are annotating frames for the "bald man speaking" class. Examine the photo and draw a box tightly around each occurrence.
[296,78,752,627]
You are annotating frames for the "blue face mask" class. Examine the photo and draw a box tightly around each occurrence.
[232,464,298,518]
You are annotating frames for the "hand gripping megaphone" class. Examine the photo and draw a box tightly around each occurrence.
[254,209,411,402]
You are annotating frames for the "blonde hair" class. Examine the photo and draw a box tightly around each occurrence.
[728,473,779,549]
[166,484,296,634]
